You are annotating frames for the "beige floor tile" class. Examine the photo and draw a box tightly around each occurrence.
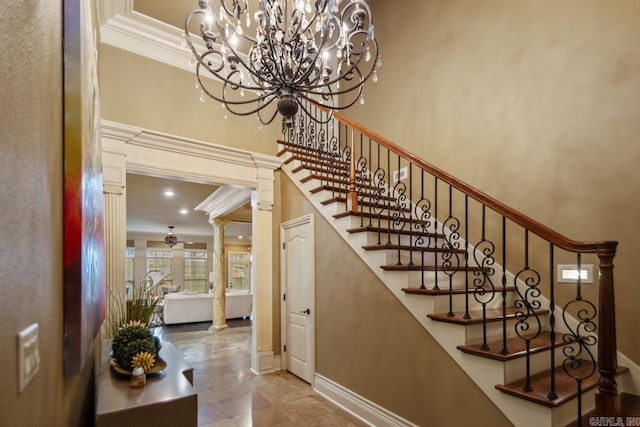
[160,322,366,427]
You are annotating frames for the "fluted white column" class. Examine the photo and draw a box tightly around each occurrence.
[209,218,229,331]
[251,156,277,374]
[102,138,127,337]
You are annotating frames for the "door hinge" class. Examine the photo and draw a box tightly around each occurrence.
[284,345,287,352]
[282,242,285,250]
[283,293,286,301]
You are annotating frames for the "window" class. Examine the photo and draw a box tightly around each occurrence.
[228,252,251,290]
[125,247,135,284]
[184,250,207,293]
[146,248,172,283]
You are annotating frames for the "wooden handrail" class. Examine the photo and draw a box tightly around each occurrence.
[328,109,617,255]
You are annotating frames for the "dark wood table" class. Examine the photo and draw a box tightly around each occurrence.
[96,341,197,427]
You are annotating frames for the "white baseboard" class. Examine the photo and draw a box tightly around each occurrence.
[314,374,418,427]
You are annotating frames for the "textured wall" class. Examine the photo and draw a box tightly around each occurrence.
[347,0,640,365]
[279,174,512,426]
[0,1,95,425]
[98,44,282,155]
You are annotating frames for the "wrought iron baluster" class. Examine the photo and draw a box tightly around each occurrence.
[409,163,414,266]
[500,217,508,355]
[548,244,558,400]
[433,177,439,291]
[473,205,496,350]
[372,144,385,245]
[513,229,542,391]
[413,169,432,290]
[463,195,470,320]
[442,185,460,317]
[561,253,597,425]
[393,155,406,265]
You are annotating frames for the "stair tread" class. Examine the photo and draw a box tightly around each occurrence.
[428,307,550,325]
[495,363,630,408]
[457,332,577,361]
[402,286,516,296]
[365,243,466,254]
[347,225,445,239]
[382,264,484,272]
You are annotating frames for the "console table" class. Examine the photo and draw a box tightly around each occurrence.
[96,341,197,427]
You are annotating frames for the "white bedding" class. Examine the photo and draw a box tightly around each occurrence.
[163,289,253,325]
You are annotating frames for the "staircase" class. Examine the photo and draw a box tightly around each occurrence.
[276,104,637,427]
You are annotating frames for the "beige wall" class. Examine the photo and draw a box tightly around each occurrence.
[98,44,282,155]
[279,174,512,426]
[0,1,95,425]
[347,0,640,365]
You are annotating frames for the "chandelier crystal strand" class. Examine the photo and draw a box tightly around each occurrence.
[184,0,380,128]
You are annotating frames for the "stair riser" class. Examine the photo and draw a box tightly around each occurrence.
[431,291,518,314]
[503,341,585,384]
[361,231,443,248]
[464,316,550,346]
[406,270,467,289]
[379,249,448,266]
[354,216,440,234]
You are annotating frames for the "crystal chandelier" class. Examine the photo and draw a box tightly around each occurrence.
[184,0,380,127]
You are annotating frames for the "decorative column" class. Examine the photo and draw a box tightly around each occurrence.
[251,154,279,374]
[101,137,127,337]
[209,218,229,331]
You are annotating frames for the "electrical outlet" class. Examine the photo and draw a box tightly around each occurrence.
[18,323,39,393]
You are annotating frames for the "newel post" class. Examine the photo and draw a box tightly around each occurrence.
[347,128,359,213]
[595,244,620,415]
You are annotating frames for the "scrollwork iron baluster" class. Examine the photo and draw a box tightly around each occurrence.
[473,206,496,350]
[513,230,543,391]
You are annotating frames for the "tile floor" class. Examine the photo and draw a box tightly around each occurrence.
[158,321,366,427]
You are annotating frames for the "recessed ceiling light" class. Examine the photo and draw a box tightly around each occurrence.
[164,190,174,197]
[180,209,188,215]
[238,236,243,239]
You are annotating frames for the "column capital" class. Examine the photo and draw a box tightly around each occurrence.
[210,217,230,228]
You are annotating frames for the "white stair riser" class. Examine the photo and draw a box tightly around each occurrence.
[503,342,588,383]
[431,290,518,314]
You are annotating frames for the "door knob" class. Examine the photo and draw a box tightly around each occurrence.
[300,308,311,315]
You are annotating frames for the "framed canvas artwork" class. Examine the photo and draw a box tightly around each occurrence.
[63,0,106,375]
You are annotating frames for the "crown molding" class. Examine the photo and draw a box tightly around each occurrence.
[97,0,195,73]
[100,119,282,188]
[195,185,253,222]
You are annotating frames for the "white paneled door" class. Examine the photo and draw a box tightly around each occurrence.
[280,214,315,383]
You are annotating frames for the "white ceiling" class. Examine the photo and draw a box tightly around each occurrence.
[126,173,253,243]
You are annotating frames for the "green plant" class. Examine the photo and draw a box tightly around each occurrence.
[111,320,161,370]
[106,270,169,337]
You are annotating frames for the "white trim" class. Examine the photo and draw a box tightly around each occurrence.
[251,350,281,375]
[98,0,195,74]
[195,185,252,221]
[101,119,283,379]
[314,374,418,427]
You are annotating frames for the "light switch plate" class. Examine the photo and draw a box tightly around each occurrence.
[18,323,39,393]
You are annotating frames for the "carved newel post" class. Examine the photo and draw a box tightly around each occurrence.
[209,218,229,331]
